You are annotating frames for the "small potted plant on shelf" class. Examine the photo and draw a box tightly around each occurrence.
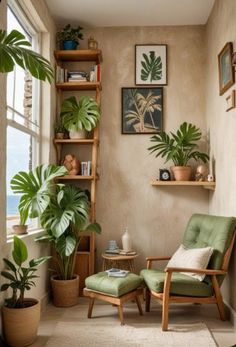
[1,236,50,347]
[56,24,84,50]
[54,119,67,139]
[60,96,101,139]
[148,122,209,181]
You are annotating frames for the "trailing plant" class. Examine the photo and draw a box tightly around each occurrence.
[141,51,162,82]
[10,164,67,225]
[61,96,101,132]
[0,29,53,82]
[1,236,50,308]
[148,122,209,166]
[56,24,83,44]
[36,185,101,280]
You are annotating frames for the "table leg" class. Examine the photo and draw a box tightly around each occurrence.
[88,298,95,318]
[117,304,124,325]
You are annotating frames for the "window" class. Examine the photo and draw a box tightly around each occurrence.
[6,3,41,233]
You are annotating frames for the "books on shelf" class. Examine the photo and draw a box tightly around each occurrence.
[106,268,129,278]
[56,66,89,83]
[81,161,91,176]
[89,64,101,82]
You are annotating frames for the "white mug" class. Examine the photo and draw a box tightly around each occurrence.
[207,174,214,182]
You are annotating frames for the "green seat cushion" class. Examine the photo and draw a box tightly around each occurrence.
[140,269,213,297]
[85,272,143,297]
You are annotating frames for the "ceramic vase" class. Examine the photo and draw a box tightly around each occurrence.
[122,228,131,251]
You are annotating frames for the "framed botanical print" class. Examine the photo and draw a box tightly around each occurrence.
[135,44,167,85]
[218,42,235,95]
[122,87,163,134]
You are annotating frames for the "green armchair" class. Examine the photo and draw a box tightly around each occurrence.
[140,214,236,331]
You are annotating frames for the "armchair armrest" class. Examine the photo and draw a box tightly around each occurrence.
[165,267,227,276]
[146,256,171,269]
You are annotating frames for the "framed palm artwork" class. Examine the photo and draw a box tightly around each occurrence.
[122,87,163,134]
[135,44,167,85]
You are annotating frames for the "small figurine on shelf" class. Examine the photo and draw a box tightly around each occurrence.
[63,154,80,175]
[88,36,98,50]
[195,164,209,181]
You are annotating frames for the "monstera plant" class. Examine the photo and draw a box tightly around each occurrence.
[60,96,101,139]
[141,51,162,82]
[0,29,53,82]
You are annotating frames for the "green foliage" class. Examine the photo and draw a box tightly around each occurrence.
[1,236,50,308]
[148,122,209,166]
[56,24,83,44]
[61,96,101,132]
[37,185,101,280]
[54,119,67,134]
[0,29,53,82]
[141,51,162,82]
[10,164,67,225]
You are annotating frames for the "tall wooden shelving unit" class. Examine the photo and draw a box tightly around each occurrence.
[54,49,102,295]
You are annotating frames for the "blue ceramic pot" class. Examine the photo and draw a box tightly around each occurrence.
[62,40,78,50]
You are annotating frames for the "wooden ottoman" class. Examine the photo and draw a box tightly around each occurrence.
[83,272,143,325]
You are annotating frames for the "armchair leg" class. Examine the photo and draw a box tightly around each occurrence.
[212,275,225,321]
[162,271,172,331]
[145,288,151,312]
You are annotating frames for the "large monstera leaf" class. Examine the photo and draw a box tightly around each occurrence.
[0,30,53,82]
[141,51,162,82]
[61,96,101,132]
[10,165,67,225]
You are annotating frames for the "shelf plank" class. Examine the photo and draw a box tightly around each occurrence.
[55,81,101,91]
[150,180,216,190]
[54,49,102,63]
[54,139,98,145]
[57,175,96,180]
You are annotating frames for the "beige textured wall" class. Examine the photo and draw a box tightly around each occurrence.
[81,26,209,272]
[206,0,236,311]
[0,0,56,306]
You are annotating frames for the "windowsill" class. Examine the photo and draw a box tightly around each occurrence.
[7,228,45,243]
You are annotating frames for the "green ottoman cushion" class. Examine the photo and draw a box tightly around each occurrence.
[140,269,213,297]
[85,272,143,297]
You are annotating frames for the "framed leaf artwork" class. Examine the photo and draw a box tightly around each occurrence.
[135,44,167,85]
[122,87,163,134]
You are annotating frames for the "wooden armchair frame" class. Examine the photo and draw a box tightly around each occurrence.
[145,231,235,331]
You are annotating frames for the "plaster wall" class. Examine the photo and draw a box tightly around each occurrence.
[81,26,209,272]
[206,0,236,311]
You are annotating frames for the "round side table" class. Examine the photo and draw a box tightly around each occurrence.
[102,254,139,273]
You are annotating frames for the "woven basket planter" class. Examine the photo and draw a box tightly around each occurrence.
[51,275,79,307]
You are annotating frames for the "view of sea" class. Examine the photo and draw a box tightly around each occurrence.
[7,195,21,215]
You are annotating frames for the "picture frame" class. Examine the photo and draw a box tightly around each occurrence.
[226,90,235,112]
[218,42,235,95]
[135,44,167,85]
[121,87,163,134]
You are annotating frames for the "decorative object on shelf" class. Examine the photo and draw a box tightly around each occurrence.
[0,236,50,347]
[122,87,163,134]
[122,227,132,251]
[195,164,209,181]
[218,42,235,95]
[54,119,67,139]
[159,168,171,181]
[56,24,84,50]
[63,154,80,175]
[105,240,119,254]
[148,122,209,181]
[207,174,214,182]
[61,96,101,139]
[226,90,235,111]
[81,161,91,176]
[135,44,167,85]
[88,36,98,50]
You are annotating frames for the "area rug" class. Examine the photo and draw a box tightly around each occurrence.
[46,302,217,347]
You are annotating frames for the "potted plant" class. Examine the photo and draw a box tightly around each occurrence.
[60,96,101,139]
[56,24,84,50]
[54,119,67,139]
[1,236,50,347]
[10,165,67,236]
[148,122,209,181]
[37,184,101,307]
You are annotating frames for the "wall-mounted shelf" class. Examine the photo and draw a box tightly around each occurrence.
[150,179,216,190]
[57,175,97,180]
[55,82,101,91]
[54,49,102,63]
[54,139,98,145]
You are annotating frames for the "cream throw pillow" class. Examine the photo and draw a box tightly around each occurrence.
[166,244,213,281]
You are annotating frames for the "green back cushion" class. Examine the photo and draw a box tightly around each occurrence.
[183,214,236,269]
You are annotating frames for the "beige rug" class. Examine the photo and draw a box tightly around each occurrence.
[46,302,217,347]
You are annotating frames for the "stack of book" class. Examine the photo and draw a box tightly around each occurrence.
[89,64,101,82]
[106,268,129,278]
[68,70,88,82]
[119,250,137,256]
[81,161,91,176]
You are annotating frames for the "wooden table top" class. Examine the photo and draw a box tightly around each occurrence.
[102,253,139,260]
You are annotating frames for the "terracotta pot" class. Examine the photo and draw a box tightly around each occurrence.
[51,275,79,307]
[1,298,40,347]
[12,225,28,235]
[69,130,86,139]
[171,166,192,181]
[55,132,64,139]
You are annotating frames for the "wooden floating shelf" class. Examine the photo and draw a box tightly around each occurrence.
[55,82,101,91]
[54,139,98,145]
[54,49,102,63]
[150,180,216,190]
[57,175,96,180]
